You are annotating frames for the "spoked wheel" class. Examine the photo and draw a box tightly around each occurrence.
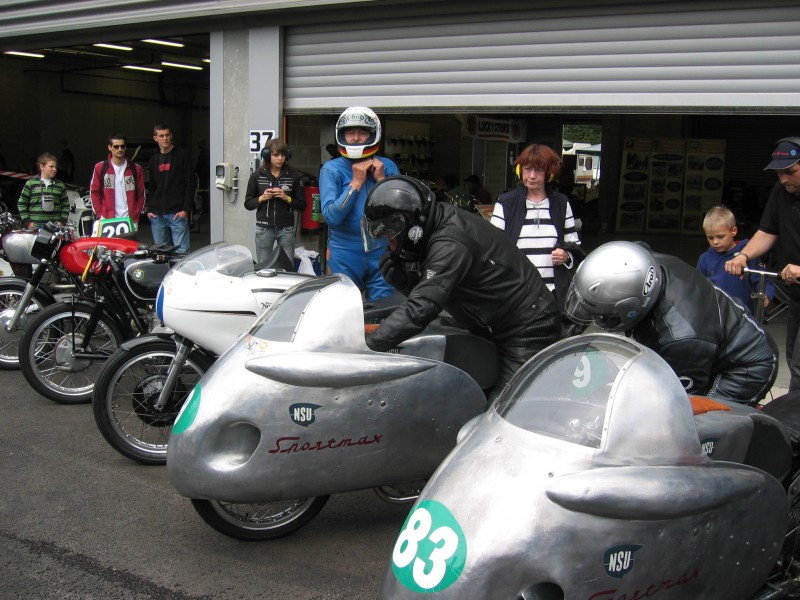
[93,339,213,465]
[191,496,330,541]
[0,282,50,369]
[19,301,124,404]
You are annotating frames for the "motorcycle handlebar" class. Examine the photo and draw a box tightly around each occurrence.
[743,266,781,279]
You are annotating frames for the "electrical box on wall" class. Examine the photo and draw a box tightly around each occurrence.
[215,163,233,191]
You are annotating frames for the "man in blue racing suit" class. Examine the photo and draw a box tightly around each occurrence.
[319,106,400,301]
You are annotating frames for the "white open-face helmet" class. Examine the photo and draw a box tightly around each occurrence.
[335,106,382,160]
[564,241,663,332]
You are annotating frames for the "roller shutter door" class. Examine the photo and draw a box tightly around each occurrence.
[284,1,800,113]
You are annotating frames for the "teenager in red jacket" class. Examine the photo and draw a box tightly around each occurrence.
[89,134,146,230]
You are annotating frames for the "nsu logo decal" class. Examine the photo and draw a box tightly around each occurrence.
[289,403,321,427]
[700,437,719,456]
[604,544,643,579]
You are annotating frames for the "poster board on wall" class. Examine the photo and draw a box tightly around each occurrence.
[646,138,686,233]
[616,136,726,234]
[616,137,652,232]
[681,139,726,234]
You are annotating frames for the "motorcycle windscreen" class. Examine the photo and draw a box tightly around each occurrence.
[493,334,700,460]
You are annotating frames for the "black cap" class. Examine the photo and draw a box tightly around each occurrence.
[765,139,800,171]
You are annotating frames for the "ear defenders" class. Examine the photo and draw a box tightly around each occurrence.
[515,163,556,183]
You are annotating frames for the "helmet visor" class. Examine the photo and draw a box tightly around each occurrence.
[361,213,407,253]
[563,284,622,331]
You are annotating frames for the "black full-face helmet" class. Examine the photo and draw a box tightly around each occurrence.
[361,175,436,261]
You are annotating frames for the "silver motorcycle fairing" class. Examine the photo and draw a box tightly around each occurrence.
[381,334,788,600]
[167,275,488,502]
[3,229,38,264]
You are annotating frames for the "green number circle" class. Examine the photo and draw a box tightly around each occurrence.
[391,499,467,593]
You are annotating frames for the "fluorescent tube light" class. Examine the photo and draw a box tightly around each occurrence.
[122,65,163,73]
[93,43,133,51]
[161,61,203,71]
[4,51,45,58]
[142,38,184,48]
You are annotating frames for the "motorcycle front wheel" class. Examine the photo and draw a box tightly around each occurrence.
[0,281,51,369]
[191,497,330,541]
[93,339,213,465]
[20,301,124,404]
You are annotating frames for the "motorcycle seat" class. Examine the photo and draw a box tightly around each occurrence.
[441,332,499,392]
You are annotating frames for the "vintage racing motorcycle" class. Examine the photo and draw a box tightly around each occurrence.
[381,333,800,600]
[167,274,499,540]
[19,241,175,404]
[0,221,113,369]
[92,242,311,465]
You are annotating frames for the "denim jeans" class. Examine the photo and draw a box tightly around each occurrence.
[149,213,190,254]
[255,225,295,267]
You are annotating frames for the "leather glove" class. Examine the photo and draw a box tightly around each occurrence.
[379,252,409,290]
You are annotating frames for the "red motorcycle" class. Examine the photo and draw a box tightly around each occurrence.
[0,219,137,369]
[19,239,175,404]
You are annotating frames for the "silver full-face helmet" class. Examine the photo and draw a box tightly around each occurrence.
[564,241,662,332]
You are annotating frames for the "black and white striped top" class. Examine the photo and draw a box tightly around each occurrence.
[490,197,580,291]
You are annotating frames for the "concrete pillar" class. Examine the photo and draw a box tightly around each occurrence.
[209,26,282,253]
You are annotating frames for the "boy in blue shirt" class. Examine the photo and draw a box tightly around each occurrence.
[697,205,774,314]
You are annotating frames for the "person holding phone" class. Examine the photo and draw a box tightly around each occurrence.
[244,137,305,268]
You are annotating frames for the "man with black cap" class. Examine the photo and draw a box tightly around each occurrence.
[726,137,800,391]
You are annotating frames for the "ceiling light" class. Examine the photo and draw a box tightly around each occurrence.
[93,43,133,51]
[4,50,45,58]
[122,65,163,73]
[142,38,184,48]
[202,58,211,63]
[161,61,203,71]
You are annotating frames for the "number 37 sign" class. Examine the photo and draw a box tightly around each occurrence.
[249,129,277,153]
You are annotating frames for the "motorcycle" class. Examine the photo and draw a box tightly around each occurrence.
[0,221,113,369]
[19,241,176,404]
[380,333,800,599]
[166,274,499,540]
[92,242,311,465]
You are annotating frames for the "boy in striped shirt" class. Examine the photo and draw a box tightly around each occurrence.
[18,152,70,228]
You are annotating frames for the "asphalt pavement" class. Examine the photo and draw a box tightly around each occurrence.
[0,367,409,599]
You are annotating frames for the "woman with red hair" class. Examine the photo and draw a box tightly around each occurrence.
[491,143,584,313]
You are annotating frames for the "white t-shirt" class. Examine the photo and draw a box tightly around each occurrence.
[112,160,129,218]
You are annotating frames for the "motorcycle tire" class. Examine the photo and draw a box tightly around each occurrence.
[93,339,213,465]
[19,301,124,404]
[0,281,52,369]
[190,496,330,541]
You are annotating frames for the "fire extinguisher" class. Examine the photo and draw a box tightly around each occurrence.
[302,180,320,232]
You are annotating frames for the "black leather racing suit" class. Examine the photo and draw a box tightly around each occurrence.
[632,253,778,404]
[366,202,561,391]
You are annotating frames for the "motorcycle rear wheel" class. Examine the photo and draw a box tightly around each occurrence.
[0,282,51,369]
[93,339,213,465]
[20,301,124,404]
[191,496,330,541]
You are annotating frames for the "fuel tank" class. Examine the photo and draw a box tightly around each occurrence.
[58,237,140,275]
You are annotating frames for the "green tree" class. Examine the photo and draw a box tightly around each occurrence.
[563,124,601,145]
